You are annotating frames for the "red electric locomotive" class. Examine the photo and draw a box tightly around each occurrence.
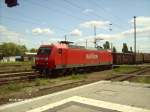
[34,41,113,74]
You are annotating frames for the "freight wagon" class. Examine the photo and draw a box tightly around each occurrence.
[143,53,150,63]
[113,52,150,65]
[135,53,143,64]
[112,53,134,65]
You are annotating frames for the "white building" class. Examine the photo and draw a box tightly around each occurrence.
[2,56,16,62]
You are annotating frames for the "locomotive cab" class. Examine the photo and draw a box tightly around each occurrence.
[34,45,54,73]
[34,43,68,74]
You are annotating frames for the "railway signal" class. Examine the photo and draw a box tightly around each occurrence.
[5,0,19,7]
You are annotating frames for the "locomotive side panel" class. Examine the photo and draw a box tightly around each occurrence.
[99,51,112,65]
[53,48,68,69]
[65,49,100,67]
[66,49,87,67]
[54,48,112,69]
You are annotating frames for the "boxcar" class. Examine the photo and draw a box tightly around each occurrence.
[143,53,150,63]
[112,53,135,65]
[135,53,143,64]
[112,53,122,65]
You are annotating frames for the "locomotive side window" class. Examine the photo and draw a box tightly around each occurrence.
[37,47,51,55]
[58,48,62,54]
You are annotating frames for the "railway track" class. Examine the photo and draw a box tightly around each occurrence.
[0,70,33,74]
[0,65,32,74]
[0,67,149,105]
[106,67,150,81]
[0,71,41,85]
[0,67,149,86]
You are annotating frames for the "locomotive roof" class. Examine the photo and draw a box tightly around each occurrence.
[40,44,68,48]
[53,43,68,48]
[40,43,112,52]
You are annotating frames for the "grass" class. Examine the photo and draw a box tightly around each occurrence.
[131,77,150,84]
[0,61,34,66]
[69,74,87,80]
[144,63,150,65]
[112,66,141,74]
[0,73,87,96]
[34,78,54,86]
[0,83,29,96]
[0,61,33,72]
[0,78,55,94]
[112,65,150,84]
[33,74,86,86]
[0,65,146,98]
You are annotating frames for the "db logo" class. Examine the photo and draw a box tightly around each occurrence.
[86,54,98,59]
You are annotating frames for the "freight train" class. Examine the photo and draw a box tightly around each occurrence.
[112,53,150,64]
[33,41,150,74]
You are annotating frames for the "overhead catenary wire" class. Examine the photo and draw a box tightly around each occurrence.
[25,0,86,22]
[63,0,128,31]
[62,0,149,52]
[24,0,123,34]
[1,0,87,35]
[87,0,129,29]
[24,0,114,41]
[0,15,69,36]
[24,0,93,35]
[0,15,67,40]
[26,0,112,32]
[1,2,70,32]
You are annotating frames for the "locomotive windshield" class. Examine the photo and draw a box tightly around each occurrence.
[37,47,51,55]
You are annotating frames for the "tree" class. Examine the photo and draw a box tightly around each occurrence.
[1,42,27,56]
[130,46,133,53]
[30,48,37,52]
[112,46,117,53]
[19,45,28,55]
[122,43,129,53]
[2,42,16,56]
[103,41,110,49]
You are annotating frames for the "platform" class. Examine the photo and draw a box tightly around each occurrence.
[0,81,150,112]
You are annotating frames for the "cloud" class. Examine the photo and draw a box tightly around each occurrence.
[70,29,82,36]
[130,16,150,27]
[94,26,150,41]
[95,34,120,40]
[32,28,54,35]
[80,20,110,29]
[0,25,21,37]
[122,27,150,38]
[75,26,150,46]
[75,17,150,52]
[0,25,27,44]
[83,9,93,14]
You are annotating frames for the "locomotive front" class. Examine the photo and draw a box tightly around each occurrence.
[34,45,54,73]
